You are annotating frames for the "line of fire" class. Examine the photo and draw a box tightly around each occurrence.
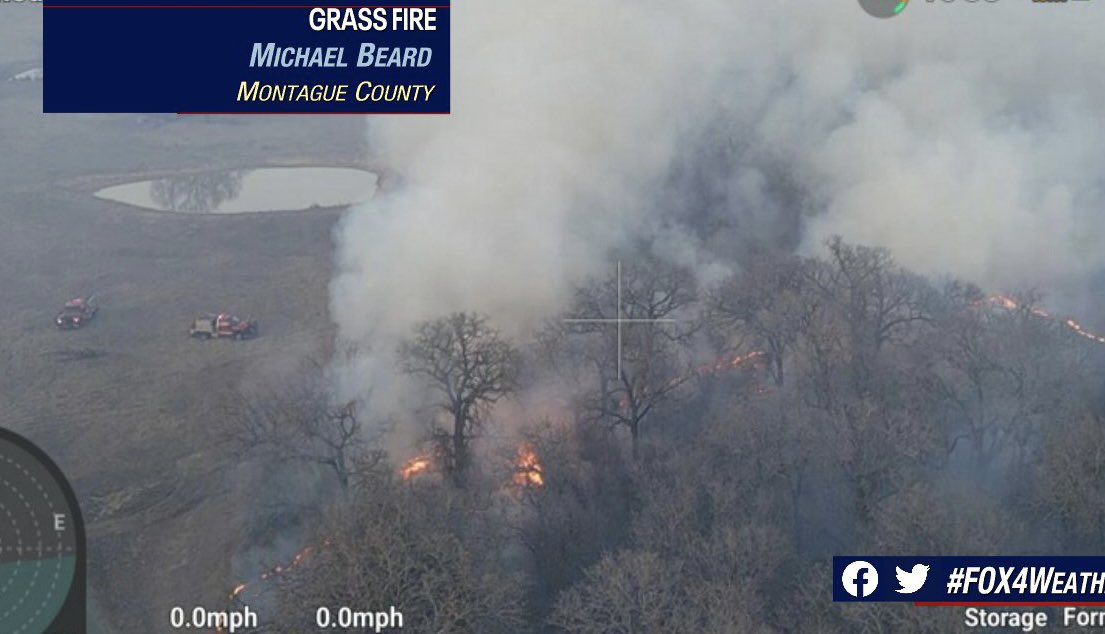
[222,286,1105,613]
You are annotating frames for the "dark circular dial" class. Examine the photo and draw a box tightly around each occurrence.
[858,0,909,18]
[0,428,86,634]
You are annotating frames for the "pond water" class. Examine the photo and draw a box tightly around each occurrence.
[93,167,377,213]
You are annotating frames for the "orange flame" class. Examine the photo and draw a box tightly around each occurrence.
[400,455,432,480]
[697,350,767,376]
[513,443,545,488]
[260,545,314,580]
[989,295,1105,344]
[225,541,321,602]
[617,350,767,410]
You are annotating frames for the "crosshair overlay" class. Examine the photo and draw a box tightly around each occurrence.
[563,261,677,379]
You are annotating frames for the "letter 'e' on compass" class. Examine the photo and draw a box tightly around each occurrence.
[0,427,87,633]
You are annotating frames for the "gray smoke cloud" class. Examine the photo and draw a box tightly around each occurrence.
[330,0,1105,409]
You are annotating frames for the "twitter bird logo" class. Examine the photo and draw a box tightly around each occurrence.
[895,564,929,594]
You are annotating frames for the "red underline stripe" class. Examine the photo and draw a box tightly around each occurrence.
[917,602,1105,607]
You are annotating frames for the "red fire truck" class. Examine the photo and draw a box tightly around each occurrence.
[188,313,258,340]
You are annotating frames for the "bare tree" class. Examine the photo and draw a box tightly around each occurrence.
[562,257,702,459]
[549,550,694,634]
[790,237,932,405]
[511,422,634,608]
[930,288,1088,466]
[399,312,520,484]
[228,360,384,492]
[820,236,933,354]
[1038,413,1105,549]
[267,477,528,634]
[549,550,771,634]
[711,251,811,386]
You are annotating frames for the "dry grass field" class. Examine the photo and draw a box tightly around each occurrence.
[0,12,368,629]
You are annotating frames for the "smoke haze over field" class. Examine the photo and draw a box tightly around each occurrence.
[330,0,1105,406]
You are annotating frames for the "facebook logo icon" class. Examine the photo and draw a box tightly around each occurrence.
[841,560,879,598]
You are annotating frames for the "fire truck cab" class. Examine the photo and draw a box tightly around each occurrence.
[189,313,258,340]
[55,295,98,329]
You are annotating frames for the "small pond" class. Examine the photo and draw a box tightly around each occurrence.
[94,167,377,213]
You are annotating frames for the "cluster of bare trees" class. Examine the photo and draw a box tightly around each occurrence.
[266,477,528,634]
[228,238,1105,633]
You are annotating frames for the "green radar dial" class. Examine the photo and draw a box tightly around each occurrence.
[0,428,86,634]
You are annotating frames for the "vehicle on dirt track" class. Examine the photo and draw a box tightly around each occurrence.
[55,295,98,329]
[189,313,258,340]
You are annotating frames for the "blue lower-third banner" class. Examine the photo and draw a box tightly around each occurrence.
[43,0,450,114]
[834,556,1105,604]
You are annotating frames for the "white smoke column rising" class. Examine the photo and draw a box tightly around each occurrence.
[711,3,1105,300]
[790,6,1105,301]
[678,3,1105,302]
[330,0,743,407]
[332,0,1105,409]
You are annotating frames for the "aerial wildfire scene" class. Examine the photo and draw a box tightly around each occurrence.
[3,0,1105,632]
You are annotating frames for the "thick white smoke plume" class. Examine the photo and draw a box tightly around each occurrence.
[331,0,1105,408]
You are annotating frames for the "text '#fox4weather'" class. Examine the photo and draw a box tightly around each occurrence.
[838,557,1105,630]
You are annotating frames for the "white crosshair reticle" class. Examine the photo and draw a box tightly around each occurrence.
[562,262,677,379]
